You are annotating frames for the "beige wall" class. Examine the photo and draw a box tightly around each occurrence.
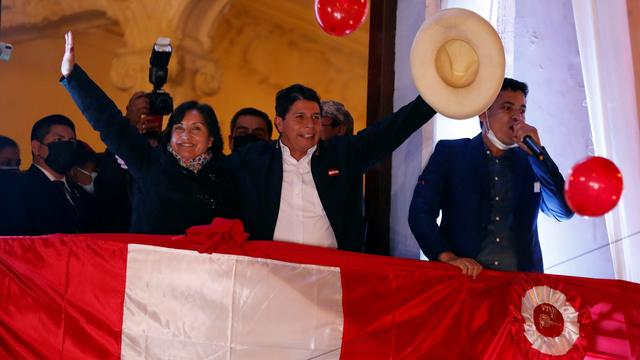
[1,29,126,160]
[0,0,368,168]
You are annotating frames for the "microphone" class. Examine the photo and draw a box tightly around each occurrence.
[522,135,544,161]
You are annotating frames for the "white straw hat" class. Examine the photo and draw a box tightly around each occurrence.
[410,8,505,119]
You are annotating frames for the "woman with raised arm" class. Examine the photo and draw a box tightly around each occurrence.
[60,32,237,234]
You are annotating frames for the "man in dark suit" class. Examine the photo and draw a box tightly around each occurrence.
[227,84,436,252]
[0,135,21,171]
[0,136,22,234]
[408,78,573,277]
[228,107,272,152]
[0,170,22,235]
[11,115,96,235]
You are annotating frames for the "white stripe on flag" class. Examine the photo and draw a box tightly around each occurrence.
[121,245,344,359]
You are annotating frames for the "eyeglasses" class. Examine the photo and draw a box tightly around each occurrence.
[321,117,341,128]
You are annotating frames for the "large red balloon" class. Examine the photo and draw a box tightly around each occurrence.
[315,0,369,36]
[564,156,623,217]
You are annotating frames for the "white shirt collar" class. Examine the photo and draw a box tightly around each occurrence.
[279,140,316,165]
[34,163,68,185]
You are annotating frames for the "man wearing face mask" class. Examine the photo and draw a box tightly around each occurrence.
[228,107,272,152]
[11,114,97,235]
[68,140,99,195]
[408,78,573,278]
[0,135,21,172]
[0,136,23,234]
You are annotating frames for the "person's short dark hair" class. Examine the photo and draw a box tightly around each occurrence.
[230,107,273,138]
[275,84,321,119]
[321,100,354,135]
[31,114,76,142]
[162,101,224,157]
[479,77,530,129]
[501,77,528,97]
[0,135,18,152]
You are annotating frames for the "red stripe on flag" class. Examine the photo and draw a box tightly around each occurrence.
[2,224,640,359]
[241,241,640,359]
[0,235,128,358]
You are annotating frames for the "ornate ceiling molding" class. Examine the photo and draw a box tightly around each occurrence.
[2,0,229,98]
[1,0,367,105]
[104,0,230,96]
[210,0,367,97]
[1,0,103,28]
[238,0,369,55]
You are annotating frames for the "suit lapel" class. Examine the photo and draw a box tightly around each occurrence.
[469,134,490,224]
[26,165,78,231]
[28,165,67,202]
[310,142,330,218]
[265,141,284,236]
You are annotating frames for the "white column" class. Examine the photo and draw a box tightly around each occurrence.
[572,0,640,283]
[390,0,433,259]
[513,0,613,279]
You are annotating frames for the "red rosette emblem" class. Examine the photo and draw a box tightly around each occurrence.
[509,274,592,359]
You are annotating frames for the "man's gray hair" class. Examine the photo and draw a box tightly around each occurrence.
[321,100,354,135]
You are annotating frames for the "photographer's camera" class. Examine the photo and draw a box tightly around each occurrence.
[147,38,173,116]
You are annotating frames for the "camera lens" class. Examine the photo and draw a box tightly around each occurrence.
[158,94,173,115]
[148,91,173,116]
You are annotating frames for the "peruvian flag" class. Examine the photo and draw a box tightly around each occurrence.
[1,219,639,359]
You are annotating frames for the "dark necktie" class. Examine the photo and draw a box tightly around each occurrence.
[53,180,79,208]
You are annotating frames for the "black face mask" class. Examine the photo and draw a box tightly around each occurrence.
[232,134,267,151]
[44,141,77,174]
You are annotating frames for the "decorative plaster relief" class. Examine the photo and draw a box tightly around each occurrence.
[104,0,231,97]
[110,52,151,91]
[193,60,222,97]
[211,2,367,101]
[1,0,101,28]
[2,0,366,110]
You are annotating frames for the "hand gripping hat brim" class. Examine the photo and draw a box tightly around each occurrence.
[410,8,505,120]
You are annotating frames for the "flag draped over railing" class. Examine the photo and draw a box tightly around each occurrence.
[1,219,639,359]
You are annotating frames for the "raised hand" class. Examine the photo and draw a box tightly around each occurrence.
[61,31,75,77]
[512,120,541,155]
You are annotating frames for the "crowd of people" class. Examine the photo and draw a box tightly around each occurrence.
[0,31,574,277]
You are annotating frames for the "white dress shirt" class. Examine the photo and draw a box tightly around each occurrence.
[34,164,75,205]
[272,142,338,248]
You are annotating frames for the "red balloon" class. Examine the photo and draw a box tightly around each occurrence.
[315,0,369,36]
[564,156,623,217]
